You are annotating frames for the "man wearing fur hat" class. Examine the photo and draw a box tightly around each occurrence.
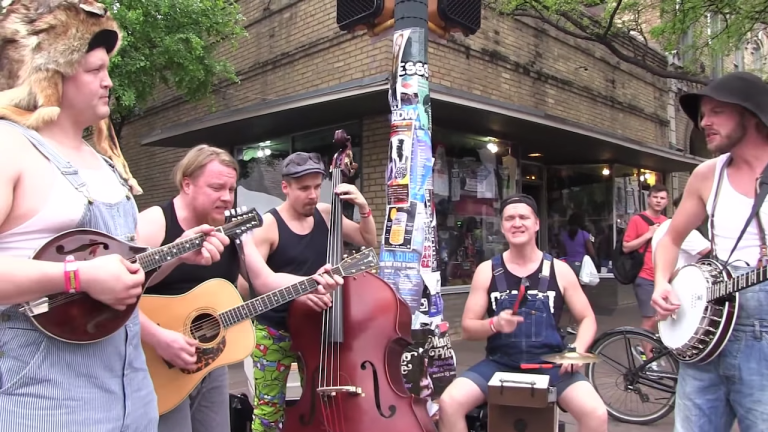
[653,71,768,432]
[0,1,229,430]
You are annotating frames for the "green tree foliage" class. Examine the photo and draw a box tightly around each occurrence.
[102,0,246,137]
[486,0,768,84]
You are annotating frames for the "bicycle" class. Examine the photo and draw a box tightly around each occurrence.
[584,326,678,425]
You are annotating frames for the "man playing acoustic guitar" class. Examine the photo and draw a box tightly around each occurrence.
[137,145,344,432]
[0,1,228,430]
[250,151,378,432]
[437,194,607,432]
[653,72,768,432]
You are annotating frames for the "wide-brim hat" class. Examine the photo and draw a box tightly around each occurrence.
[679,71,768,129]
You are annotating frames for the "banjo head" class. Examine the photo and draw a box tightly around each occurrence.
[659,264,711,349]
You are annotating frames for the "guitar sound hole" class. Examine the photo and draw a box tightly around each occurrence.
[189,313,221,344]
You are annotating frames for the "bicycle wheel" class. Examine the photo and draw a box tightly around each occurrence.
[585,328,677,425]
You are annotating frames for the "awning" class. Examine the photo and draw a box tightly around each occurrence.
[140,76,705,173]
[141,74,391,148]
[428,83,705,173]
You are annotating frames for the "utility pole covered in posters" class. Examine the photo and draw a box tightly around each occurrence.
[335,0,481,421]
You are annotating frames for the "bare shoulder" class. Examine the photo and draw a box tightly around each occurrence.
[470,260,493,288]
[256,212,278,242]
[136,206,166,247]
[316,203,331,222]
[688,158,719,201]
[0,123,32,174]
[552,258,578,295]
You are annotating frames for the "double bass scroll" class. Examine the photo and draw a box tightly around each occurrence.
[284,129,436,432]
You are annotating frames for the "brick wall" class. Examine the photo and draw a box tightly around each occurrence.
[118,0,700,210]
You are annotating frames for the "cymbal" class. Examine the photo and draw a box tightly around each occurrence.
[540,351,601,364]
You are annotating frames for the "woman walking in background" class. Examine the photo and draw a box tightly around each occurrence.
[559,212,597,333]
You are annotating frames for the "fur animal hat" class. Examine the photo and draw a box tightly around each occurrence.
[0,0,142,195]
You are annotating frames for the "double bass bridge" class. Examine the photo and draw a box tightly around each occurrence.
[317,386,364,397]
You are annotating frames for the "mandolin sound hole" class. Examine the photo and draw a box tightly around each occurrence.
[189,313,222,344]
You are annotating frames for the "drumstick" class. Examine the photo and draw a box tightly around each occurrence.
[512,278,529,315]
[520,364,554,369]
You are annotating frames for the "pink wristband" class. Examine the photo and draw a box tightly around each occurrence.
[64,256,80,294]
[489,317,497,333]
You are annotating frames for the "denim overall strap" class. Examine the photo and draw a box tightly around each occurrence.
[491,254,507,293]
[0,122,157,431]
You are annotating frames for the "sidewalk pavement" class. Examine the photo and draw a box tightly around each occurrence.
[229,303,740,432]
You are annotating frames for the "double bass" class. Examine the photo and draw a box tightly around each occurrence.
[284,130,436,432]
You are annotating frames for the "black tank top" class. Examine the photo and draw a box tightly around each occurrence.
[143,200,241,296]
[256,207,329,331]
[486,255,565,326]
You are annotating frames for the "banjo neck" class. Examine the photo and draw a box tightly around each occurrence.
[708,264,768,302]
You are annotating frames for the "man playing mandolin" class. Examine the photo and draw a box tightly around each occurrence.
[653,71,768,432]
[137,145,344,432]
[250,149,378,432]
[0,1,229,430]
[438,194,608,432]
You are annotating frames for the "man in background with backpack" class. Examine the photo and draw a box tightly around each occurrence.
[621,184,669,358]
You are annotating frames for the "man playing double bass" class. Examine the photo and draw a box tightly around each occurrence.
[250,151,378,432]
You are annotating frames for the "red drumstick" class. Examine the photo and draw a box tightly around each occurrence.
[520,364,554,369]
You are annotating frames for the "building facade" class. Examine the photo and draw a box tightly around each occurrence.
[118,0,710,334]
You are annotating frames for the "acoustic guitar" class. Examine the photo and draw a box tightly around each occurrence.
[140,247,379,415]
[18,207,262,344]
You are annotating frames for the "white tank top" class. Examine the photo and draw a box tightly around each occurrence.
[706,154,768,266]
[0,158,126,259]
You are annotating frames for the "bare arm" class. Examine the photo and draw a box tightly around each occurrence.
[135,206,182,288]
[460,260,496,341]
[319,203,378,249]
[135,205,182,343]
[654,162,714,287]
[555,260,596,353]
[622,218,654,253]
[241,228,318,293]
[237,214,277,298]
[0,128,78,303]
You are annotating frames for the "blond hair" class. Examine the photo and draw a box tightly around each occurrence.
[173,144,239,191]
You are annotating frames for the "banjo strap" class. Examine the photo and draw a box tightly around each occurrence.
[710,156,768,267]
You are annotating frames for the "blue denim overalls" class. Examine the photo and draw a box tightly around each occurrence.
[486,253,565,368]
[0,120,158,431]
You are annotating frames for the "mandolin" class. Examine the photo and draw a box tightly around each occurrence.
[19,207,262,344]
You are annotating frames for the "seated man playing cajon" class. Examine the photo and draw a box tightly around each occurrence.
[438,194,608,432]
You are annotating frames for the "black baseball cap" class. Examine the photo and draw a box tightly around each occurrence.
[281,152,326,178]
[499,194,538,216]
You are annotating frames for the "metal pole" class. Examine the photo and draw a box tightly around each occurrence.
[380,0,456,422]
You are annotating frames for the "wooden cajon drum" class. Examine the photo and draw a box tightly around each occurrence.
[487,372,558,432]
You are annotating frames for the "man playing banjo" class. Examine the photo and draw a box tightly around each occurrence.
[653,71,768,432]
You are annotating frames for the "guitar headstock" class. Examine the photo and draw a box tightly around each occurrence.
[339,247,379,277]
[332,129,357,181]
[223,207,263,242]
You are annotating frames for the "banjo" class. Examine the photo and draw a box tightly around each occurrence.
[659,159,768,364]
[658,259,766,364]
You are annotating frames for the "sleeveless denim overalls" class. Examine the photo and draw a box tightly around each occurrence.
[486,253,565,368]
[0,121,158,431]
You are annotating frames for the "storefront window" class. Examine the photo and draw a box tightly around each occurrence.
[234,122,362,221]
[432,131,510,287]
[546,165,613,271]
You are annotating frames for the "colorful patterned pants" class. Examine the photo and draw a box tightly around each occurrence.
[251,323,302,432]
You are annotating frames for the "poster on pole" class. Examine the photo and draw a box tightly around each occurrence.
[383,26,457,421]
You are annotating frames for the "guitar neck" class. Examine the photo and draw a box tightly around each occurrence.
[710,265,768,301]
[218,266,344,328]
[133,231,216,272]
